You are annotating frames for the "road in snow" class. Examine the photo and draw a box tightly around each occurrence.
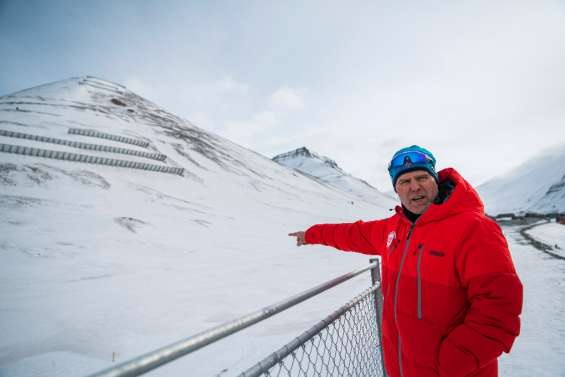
[524,222,565,259]
[499,225,565,376]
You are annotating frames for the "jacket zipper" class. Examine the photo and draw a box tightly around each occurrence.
[417,243,424,320]
[393,221,417,377]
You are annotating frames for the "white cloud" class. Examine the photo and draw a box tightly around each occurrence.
[124,76,154,100]
[211,76,250,97]
[269,86,305,111]
[222,111,278,148]
[217,86,306,152]
[250,110,277,126]
[184,76,250,107]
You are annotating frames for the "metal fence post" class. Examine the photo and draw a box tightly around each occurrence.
[370,257,388,377]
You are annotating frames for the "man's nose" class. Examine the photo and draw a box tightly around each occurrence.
[409,181,421,191]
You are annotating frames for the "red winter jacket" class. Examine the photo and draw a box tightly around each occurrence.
[305,168,522,377]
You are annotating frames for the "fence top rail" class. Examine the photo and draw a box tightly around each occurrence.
[238,283,382,377]
[86,261,379,377]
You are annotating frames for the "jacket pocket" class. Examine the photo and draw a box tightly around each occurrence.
[417,243,424,320]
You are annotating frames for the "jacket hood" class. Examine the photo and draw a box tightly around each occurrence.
[395,167,485,224]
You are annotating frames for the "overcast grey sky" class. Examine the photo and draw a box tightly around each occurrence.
[1,0,564,191]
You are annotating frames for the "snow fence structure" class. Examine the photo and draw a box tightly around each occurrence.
[0,143,184,176]
[68,127,149,147]
[0,129,167,161]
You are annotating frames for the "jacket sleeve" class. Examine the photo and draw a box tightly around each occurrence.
[438,218,523,377]
[304,219,387,255]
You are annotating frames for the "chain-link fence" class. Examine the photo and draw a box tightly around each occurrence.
[238,285,384,377]
[85,261,385,377]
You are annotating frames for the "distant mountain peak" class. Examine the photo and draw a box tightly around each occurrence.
[272,147,395,207]
[273,146,313,160]
[272,147,342,172]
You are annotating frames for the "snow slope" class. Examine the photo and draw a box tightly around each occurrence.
[273,147,395,208]
[478,145,565,216]
[0,77,393,376]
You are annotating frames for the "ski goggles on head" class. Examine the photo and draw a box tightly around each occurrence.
[388,146,438,188]
[388,151,435,171]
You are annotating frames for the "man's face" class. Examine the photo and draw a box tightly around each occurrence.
[395,170,439,215]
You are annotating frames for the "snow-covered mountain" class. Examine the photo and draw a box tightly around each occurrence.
[273,147,395,207]
[0,76,393,376]
[478,145,565,216]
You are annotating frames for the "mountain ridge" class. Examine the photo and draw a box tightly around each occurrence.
[273,146,394,207]
[0,76,394,376]
[477,144,565,215]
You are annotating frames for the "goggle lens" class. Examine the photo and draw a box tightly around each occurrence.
[388,151,434,171]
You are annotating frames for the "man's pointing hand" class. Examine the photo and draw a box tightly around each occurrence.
[288,231,306,246]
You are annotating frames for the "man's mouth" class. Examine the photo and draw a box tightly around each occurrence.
[411,195,426,203]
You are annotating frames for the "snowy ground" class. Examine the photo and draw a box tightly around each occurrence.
[524,221,565,258]
[1,224,564,377]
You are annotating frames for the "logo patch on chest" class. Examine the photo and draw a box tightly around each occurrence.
[387,231,396,248]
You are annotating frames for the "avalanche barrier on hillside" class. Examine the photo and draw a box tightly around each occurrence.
[0,143,184,176]
[68,127,150,148]
[0,129,167,161]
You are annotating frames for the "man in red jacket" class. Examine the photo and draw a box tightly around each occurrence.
[289,145,523,377]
